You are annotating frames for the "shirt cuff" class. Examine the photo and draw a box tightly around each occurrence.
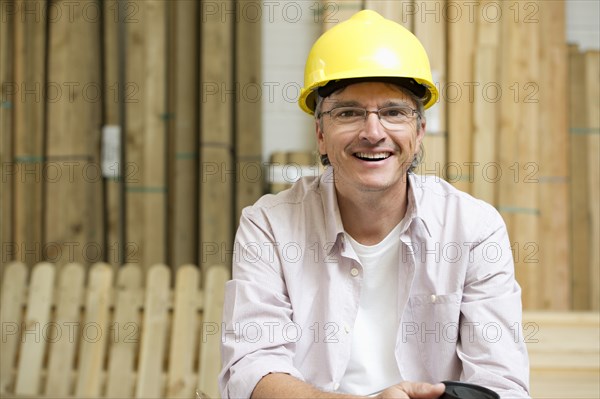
[225,355,305,399]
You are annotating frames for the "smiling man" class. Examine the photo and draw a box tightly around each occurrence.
[219,10,530,399]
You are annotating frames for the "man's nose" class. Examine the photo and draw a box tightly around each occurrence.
[359,112,386,143]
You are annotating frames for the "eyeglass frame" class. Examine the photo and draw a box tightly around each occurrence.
[317,105,421,130]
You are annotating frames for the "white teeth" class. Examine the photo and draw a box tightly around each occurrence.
[355,152,390,160]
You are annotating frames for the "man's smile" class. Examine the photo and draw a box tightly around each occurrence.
[353,152,392,161]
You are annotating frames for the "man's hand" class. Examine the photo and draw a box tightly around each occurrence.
[376,381,445,399]
[252,374,445,399]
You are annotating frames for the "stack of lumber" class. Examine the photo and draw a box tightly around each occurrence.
[525,311,600,398]
[0,0,262,276]
[0,0,598,312]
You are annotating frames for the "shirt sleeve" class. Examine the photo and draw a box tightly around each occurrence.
[457,204,531,399]
[219,209,305,399]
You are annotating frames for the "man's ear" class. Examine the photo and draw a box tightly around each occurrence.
[416,117,426,148]
[315,119,327,156]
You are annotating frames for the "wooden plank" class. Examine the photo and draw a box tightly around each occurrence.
[527,330,599,369]
[584,51,600,311]
[44,263,85,397]
[142,0,167,266]
[0,0,15,278]
[75,263,114,397]
[235,0,263,221]
[523,311,599,330]
[200,0,234,272]
[136,264,171,398]
[537,1,570,310]
[498,0,541,309]
[167,265,200,398]
[170,0,199,270]
[103,0,121,137]
[470,0,500,205]
[197,265,230,398]
[364,0,412,31]
[200,147,234,271]
[568,45,591,310]
[103,0,123,270]
[419,136,447,180]
[269,151,290,193]
[45,0,103,269]
[446,0,477,193]
[530,369,599,399]
[470,41,497,204]
[529,353,599,371]
[105,263,143,398]
[15,263,55,395]
[125,0,147,267]
[13,0,47,267]
[0,262,28,394]
[412,0,446,181]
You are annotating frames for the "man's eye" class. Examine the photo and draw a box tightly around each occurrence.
[337,109,361,118]
[382,108,409,118]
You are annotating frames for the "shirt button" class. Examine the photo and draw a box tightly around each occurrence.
[344,325,351,334]
[350,268,359,277]
[333,382,340,391]
[430,294,437,303]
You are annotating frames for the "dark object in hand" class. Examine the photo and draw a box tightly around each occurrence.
[440,381,500,399]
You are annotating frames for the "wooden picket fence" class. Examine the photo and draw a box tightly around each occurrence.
[0,262,230,399]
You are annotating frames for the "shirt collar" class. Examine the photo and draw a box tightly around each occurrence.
[319,169,433,255]
[319,167,346,251]
[406,172,433,238]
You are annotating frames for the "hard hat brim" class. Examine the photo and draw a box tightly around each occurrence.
[300,76,438,114]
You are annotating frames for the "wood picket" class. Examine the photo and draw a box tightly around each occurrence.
[167,265,200,398]
[15,263,55,395]
[76,264,114,397]
[197,266,230,399]
[136,264,171,398]
[0,262,27,394]
[45,263,85,397]
[105,264,142,398]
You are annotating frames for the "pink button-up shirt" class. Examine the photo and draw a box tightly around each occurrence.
[219,168,530,399]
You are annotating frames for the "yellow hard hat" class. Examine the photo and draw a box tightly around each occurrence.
[298,9,438,114]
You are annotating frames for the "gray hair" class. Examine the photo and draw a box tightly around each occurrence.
[314,85,426,173]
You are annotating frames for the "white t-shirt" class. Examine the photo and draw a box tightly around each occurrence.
[338,224,403,396]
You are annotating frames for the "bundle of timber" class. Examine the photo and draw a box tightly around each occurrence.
[0,262,230,399]
[524,311,600,398]
[0,0,262,275]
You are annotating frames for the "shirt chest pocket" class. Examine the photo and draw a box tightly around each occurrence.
[405,291,462,380]
[408,291,461,336]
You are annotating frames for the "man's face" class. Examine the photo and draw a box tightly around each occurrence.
[316,82,425,194]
